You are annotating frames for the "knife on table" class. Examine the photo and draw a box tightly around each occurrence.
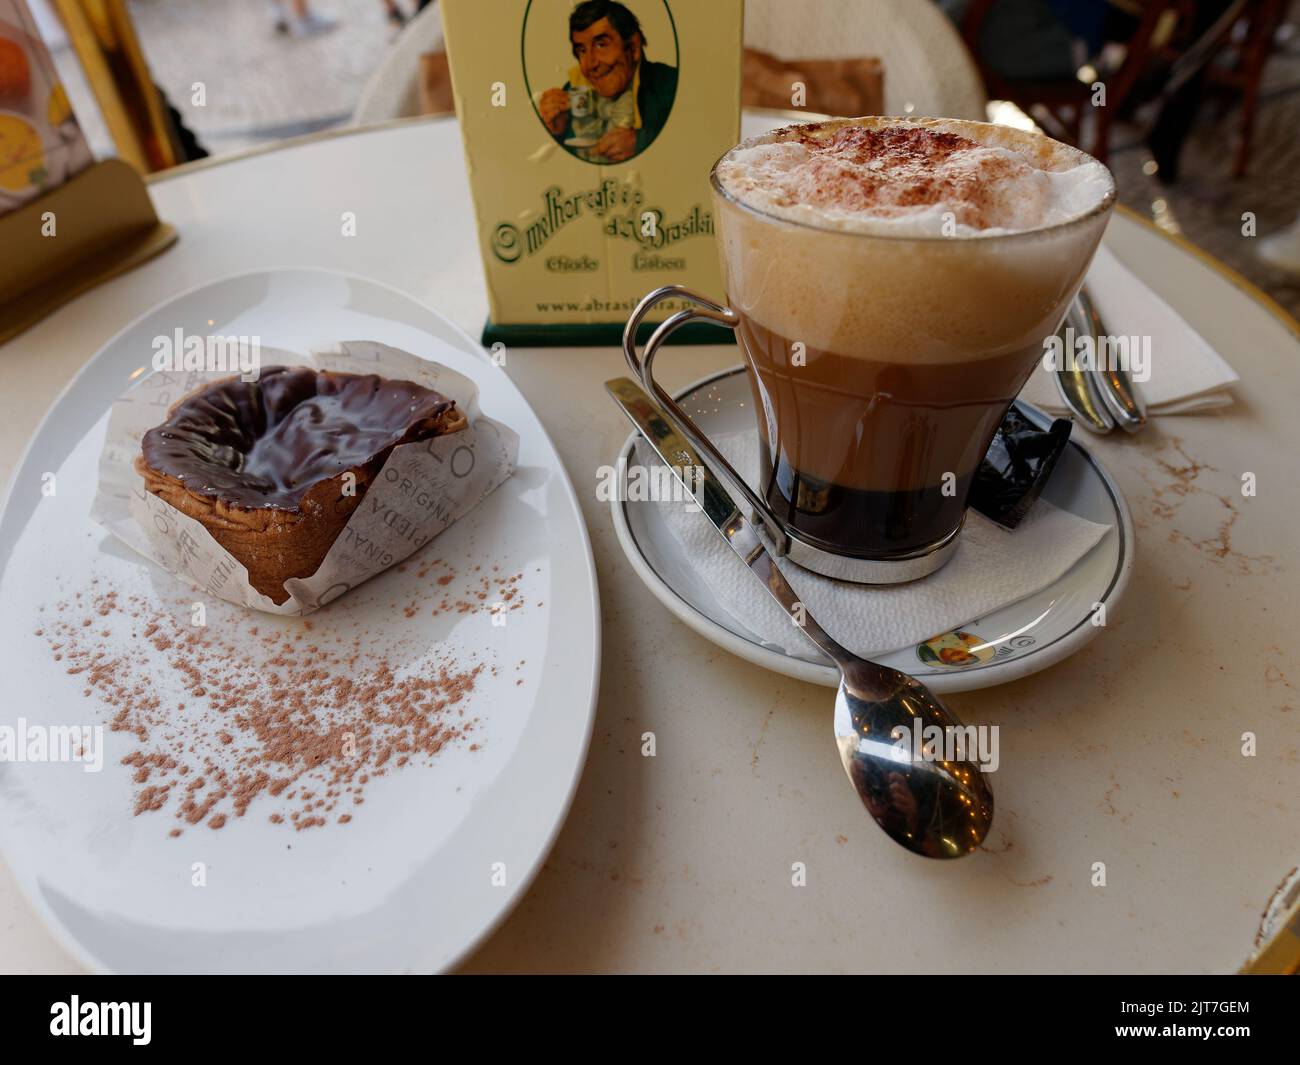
[1077,285,1147,434]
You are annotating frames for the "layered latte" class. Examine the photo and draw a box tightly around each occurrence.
[711,117,1115,560]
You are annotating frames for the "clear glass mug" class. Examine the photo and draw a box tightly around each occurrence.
[624,119,1115,583]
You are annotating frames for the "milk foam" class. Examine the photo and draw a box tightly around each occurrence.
[716,118,1112,237]
[710,119,1115,365]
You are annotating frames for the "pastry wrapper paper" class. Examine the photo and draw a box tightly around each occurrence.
[90,341,519,615]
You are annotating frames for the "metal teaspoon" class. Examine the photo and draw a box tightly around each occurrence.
[606,377,994,859]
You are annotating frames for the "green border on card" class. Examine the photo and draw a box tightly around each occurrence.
[481,318,736,348]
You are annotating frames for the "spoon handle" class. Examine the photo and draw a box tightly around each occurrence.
[606,377,850,667]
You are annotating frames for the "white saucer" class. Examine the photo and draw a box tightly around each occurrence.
[611,366,1134,693]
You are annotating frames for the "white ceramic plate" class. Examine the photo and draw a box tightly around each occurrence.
[0,269,600,973]
[612,367,1133,693]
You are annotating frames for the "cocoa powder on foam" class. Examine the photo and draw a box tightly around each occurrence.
[770,125,1034,230]
[39,564,532,835]
[717,119,1111,240]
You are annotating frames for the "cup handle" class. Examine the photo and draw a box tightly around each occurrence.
[623,284,790,556]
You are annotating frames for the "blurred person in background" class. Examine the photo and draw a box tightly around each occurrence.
[380,0,406,35]
[942,0,1242,182]
[380,0,437,37]
[270,0,338,38]
[939,0,1102,81]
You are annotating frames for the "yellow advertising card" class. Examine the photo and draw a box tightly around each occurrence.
[440,0,743,345]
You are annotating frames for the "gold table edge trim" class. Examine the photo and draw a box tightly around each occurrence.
[1240,891,1300,975]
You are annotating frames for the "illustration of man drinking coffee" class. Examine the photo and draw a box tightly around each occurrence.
[536,0,678,164]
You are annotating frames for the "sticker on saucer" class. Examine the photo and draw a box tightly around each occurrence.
[916,629,995,668]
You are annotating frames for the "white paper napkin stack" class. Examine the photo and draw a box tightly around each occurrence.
[1020,243,1239,415]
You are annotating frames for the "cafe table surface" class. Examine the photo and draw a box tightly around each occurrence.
[2,113,1298,975]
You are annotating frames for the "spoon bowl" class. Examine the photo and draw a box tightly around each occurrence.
[834,657,993,859]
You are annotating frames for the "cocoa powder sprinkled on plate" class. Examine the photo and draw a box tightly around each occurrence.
[40,561,533,836]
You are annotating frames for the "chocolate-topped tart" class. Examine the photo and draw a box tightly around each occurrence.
[136,366,468,604]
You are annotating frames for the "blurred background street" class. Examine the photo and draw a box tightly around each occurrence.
[28,0,1300,317]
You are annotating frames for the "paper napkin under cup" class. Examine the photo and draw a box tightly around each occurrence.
[1019,243,1239,416]
[636,431,1113,660]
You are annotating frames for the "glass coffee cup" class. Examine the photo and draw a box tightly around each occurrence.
[624,117,1116,583]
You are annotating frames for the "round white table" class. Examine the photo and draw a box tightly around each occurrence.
[3,115,1299,974]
